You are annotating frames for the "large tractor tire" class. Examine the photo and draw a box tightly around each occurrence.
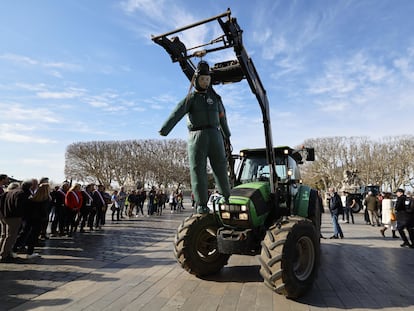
[258,217,320,299]
[174,214,230,277]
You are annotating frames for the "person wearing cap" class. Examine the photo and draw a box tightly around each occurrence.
[394,188,414,248]
[159,60,231,214]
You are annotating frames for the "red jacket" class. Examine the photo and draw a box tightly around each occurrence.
[65,190,83,210]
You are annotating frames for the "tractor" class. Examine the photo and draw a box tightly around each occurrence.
[152,9,321,298]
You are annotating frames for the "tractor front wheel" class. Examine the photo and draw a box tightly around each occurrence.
[258,217,319,299]
[174,214,230,277]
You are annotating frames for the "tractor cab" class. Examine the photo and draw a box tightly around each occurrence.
[236,146,314,186]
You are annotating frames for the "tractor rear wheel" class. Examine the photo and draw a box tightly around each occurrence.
[258,217,319,299]
[174,213,230,276]
[351,198,362,213]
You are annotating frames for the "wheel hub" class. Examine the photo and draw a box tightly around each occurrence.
[293,236,315,281]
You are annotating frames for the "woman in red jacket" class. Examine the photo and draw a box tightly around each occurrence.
[65,183,83,237]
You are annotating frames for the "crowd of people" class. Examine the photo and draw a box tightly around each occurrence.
[0,174,188,263]
[3,171,414,263]
[327,187,414,248]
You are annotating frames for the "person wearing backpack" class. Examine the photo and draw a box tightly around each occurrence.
[328,187,344,239]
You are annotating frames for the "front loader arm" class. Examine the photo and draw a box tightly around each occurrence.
[151,9,277,192]
[218,17,278,193]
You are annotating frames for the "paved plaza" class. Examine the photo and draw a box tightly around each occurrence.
[1,206,414,311]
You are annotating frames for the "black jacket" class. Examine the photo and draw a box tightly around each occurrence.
[395,195,407,212]
[92,190,106,209]
[329,192,343,216]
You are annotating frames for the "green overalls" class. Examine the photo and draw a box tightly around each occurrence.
[159,89,231,213]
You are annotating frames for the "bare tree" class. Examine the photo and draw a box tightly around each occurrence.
[65,139,190,189]
[301,135,414,192]
[65,141,115,187]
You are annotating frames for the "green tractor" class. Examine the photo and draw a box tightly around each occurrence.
[152,9,321,298]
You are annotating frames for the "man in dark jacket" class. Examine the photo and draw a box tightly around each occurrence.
[395,188,414,248]
[0,180,32,262]
[50,182,69,236]
[92,185,107,229]
[328,187,344,239]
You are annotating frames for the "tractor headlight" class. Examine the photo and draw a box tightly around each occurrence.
[240,205,247,212]
[221,212,231,219]
[239,213,249,220]
[220,204,229,211]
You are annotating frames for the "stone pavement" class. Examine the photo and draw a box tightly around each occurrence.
[1,207,414,311]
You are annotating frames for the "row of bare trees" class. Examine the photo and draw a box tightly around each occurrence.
[65,139,190,189]
[65,135,414,194]
[301,136,414,193]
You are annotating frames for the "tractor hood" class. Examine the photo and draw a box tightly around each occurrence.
[224,182,272,228]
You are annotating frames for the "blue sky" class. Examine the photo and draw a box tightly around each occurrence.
[1,0,414,183]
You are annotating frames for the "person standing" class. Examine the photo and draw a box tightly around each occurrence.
[344,192,355,224]
[111,190,120,221]
[134,189,144,216]
[328,187,344,239]
[38,177,51,241]
[148,186,156,216]
[379,192,398,238]
[176,190,184,212]
[24,181,51,258]
[0,180,32,262]
[127,190,136,217]
[169,191,177,213]
[365,191,380,227]
[79,184,94,232]
[395,188,414,248]
[92,185,106,230]
[139,189,146,216]
[50,182,69,236]
[118,187,127,218]
[65,183,83,236]
[156,190,166,216]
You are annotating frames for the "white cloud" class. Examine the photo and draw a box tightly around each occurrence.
[151,93,177,104]
[88,100,110,108]
[394,46,414,82]
[0,104,59,123]
[43,61,82,71]
[37,90,82,99]
[120,0,165,19]
[0,53,81,72]
[0,125,57,144]
[120,0,211,54]
[0,53,38,65]
[14,83,48,92]
[151,103,165,110]
[317,100,347,112]
[308,51,393,99]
